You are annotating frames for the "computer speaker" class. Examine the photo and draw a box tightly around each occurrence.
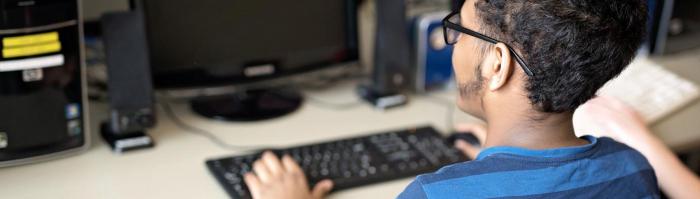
[100,10,156,152]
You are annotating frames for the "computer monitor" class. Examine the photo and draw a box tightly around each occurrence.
[135,0,359,121]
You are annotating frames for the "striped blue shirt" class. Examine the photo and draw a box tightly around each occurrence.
[398,136,659,198]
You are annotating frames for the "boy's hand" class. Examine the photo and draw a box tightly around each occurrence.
[243,151,334,199]
[453,123,487,159]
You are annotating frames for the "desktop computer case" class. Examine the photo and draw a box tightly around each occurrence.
[414,11,454,93]
[0,0,89,167]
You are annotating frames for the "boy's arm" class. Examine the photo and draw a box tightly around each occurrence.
[632,130,700,198]
[574,96,700,198]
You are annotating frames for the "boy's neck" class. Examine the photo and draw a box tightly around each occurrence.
[484,111,589,150]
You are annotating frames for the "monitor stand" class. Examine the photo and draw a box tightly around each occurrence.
[190,88,303,121]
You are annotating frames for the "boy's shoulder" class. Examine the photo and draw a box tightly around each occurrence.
[397,136,659,199]
[397,159,492,199]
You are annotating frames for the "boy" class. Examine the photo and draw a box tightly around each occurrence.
[243,0,659,198]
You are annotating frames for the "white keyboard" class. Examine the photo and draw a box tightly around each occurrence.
[597,57,700,123]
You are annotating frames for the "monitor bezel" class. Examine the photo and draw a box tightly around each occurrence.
[134,0,361,91]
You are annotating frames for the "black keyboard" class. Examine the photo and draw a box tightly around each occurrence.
[205,126,468,199]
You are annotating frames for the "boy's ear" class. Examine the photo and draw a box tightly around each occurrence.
[487,43,514,91]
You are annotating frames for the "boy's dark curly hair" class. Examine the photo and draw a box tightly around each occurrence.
[473,0,647,113]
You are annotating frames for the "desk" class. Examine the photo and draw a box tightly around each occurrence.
[649,48,700,152]
[0,80,480,199]
[0,49,698,199]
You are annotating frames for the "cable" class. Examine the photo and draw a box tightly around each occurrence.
[160,94,453,152]
[422,94,457,132]
[159,102,273,152]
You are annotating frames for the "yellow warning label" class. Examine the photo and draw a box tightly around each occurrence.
[3,32,59,48]
[3,42,61,58]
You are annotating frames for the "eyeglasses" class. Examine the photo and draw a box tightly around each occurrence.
[442,11,534,76]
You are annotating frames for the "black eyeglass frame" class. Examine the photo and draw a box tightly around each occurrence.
[442,11,534,76]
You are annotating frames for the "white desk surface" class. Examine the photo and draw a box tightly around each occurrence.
[0,49,699,199]
[0,81,482,199]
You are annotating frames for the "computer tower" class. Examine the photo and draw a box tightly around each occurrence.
[413,11,454,93]
[0,0,89,167]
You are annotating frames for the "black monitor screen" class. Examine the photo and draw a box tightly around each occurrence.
[141,0,358,89]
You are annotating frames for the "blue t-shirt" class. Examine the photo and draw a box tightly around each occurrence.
[398,136,659,198]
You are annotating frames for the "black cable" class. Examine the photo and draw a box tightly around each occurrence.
[159,102,273,152]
